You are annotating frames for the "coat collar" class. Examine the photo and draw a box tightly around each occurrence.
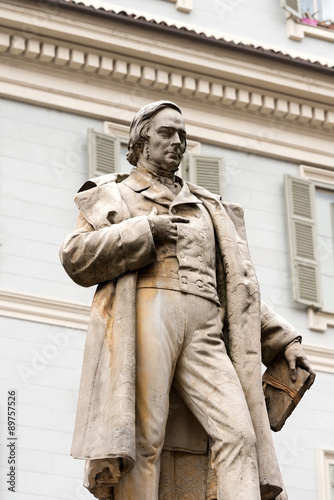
[123,167,202,207]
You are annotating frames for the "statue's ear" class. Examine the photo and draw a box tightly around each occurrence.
[135,140,144,152]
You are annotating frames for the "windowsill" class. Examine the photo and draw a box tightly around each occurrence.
[163,0,193,13]
[307,307,334,332]
[287,16,334,42]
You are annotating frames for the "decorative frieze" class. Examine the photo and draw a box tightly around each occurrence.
[1,30,333,131]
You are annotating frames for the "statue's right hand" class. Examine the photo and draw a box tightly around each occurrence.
[84,459,121,500]
[148,207,189,243]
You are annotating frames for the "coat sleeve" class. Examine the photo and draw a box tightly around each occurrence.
[260,302,301,367]
[60,211,156,287]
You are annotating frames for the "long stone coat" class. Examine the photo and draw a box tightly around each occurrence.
[60,172,299,499]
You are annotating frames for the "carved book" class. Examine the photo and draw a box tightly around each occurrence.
[262,356,311,432]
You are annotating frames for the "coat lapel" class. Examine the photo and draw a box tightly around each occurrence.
[123,168,174,206]
[170,182,203,209]
[123,168,203,209]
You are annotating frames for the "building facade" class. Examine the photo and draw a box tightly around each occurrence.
[0,0,334,498]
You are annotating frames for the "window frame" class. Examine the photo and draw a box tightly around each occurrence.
[301,0,318,17]
[299,165,334,331]
[281,0,302,18]
[182,153,225,198]
[284,0,334,43]
[284,174,322,308]
[317,448,334,500]
[304,0,334,21]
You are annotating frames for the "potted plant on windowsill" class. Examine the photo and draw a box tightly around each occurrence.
[318,19,334,30]
[301,9,319,26]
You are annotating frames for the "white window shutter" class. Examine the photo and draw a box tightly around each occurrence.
[87,129,120,178]
[183,154,225,197]
[280,0,302,17]
[284,175,322,308]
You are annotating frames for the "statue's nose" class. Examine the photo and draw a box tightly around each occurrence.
[171,132,181,145]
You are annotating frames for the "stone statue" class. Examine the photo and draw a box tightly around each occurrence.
[60,101,315,500]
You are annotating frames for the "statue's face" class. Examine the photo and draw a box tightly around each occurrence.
[141,107,186,174]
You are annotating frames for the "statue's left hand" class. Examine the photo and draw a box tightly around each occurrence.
[283,342,316,389]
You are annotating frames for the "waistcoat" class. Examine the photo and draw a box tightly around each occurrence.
[120,169,219,305]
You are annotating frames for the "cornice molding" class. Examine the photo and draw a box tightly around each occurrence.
[37,0,334,68]
[1,60,333,169]
[302,343,334,374]
[0,289,90,330]
[299,164,334,185]
[1,29,333,134]
[0,2,333,168]
[1,1,334,99]
[0,289,333,373]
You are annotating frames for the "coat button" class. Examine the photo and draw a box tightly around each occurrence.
[198,256,203,262]
[196,279,204,288]
[179,252,185,259]
[171,207,176,214]
[181,276,187,284]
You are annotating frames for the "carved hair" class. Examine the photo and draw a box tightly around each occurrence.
[127,100,184,166]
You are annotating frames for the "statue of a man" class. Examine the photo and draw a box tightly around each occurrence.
[60,101,315,500]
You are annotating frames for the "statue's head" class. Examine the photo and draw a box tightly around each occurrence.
[127,101,187,174]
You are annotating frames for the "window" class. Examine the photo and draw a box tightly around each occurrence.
[317,449,334,500]
[301,0,334,20]
[87,129,130,178]
[301,0,315,15]
[284,169,334,312]
[282,0,334,41]
[282,0,334,19]
[284,175,322,308]
[182,154,225,197]
[281,0,302,17]
[315,188,334,311]
[87,124,225,197]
